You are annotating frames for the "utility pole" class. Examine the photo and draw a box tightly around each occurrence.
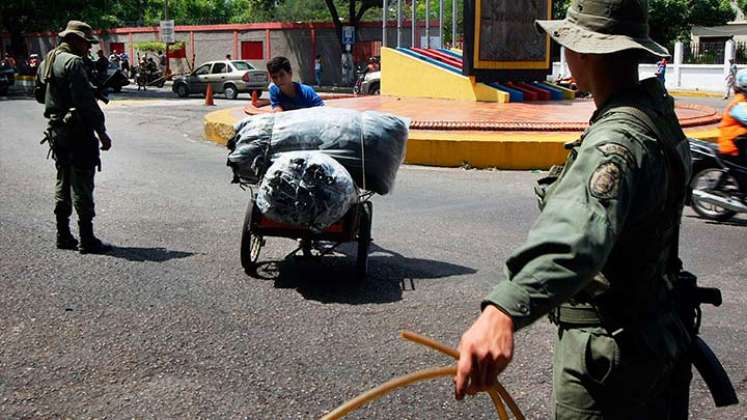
[439,0,444,49]
[164,0,170,77]
[397,0,402,48]
[412,0,416,48]
[383,0,388,48]
[452,0,457,48]
[425,0,430,48]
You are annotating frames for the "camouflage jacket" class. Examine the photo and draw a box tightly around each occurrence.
[37,42,105,132]
[485,78,692,331]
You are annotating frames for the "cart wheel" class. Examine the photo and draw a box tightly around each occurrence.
[356,201,373,278]
[240,197,263,274]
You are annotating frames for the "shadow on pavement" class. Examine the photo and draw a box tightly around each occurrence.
[107,246,195,262]
[685,215,747,227]
[250,243,477,305]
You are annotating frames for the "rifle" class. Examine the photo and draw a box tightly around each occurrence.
[670,270,738,417]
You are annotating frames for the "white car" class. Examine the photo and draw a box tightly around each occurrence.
[172,60,269,99]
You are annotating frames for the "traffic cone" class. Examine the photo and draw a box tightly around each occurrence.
[251,90,259,107]
[205,84,215,106]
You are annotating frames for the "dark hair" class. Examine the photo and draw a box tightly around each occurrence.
[267,56,292,74]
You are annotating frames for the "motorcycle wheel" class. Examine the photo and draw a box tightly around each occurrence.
[690,168,738,222]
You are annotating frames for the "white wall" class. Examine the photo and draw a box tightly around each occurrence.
[551,62,735,93]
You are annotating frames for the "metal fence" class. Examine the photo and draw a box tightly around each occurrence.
[682,41,727,65]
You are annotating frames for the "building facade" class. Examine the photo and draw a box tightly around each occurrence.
[3,21,439,85]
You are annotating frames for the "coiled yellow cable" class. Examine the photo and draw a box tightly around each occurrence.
[320,331,525,420]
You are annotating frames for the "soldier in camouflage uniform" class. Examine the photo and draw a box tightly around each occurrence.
[454,1,693,418]
[37,21,112,254]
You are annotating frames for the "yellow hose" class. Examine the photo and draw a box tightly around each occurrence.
[321,366,457,420]
[320,331,526,420]
[401,331,525,420]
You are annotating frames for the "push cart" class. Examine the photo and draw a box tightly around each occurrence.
[240,191,374,278]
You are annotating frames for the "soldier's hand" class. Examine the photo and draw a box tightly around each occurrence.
[454,304,514,400]
[99,131,112,151]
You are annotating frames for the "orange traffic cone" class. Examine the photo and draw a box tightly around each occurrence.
[251,90,259,107]
[205,84,215,106]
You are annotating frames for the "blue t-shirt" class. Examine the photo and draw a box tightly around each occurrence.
[269,82,324,111]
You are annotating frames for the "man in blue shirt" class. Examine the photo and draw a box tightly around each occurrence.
[266,56,324,112]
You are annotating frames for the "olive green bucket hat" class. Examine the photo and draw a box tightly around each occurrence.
[58,20,99,44]
[536,0,668,58]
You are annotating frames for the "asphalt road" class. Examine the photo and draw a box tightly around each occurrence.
[1,94,745,419]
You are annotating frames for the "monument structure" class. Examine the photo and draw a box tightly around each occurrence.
[205,0,722,170]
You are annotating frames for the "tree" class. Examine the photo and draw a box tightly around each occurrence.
[322,0,382,49]
[551,0,734,46]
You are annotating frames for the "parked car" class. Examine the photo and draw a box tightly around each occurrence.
[172,60,269,99]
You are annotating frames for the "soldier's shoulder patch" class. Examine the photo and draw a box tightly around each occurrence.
[589,161,623,201]
[596,142,636,168]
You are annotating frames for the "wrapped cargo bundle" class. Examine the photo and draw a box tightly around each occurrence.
[227,107,409,195]
[256,151,358,232]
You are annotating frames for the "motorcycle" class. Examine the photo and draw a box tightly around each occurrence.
[135,66,165,88]
[688,138,747,222]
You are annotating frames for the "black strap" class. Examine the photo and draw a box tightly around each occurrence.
[604,105,686,275]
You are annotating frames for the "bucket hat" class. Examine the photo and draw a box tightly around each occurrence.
[59,20,99,44]
[536,0,668,58]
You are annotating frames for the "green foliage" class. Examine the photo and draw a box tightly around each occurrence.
[649,0,734,44]
[0,0,736,53]
[134,41,186,52]
[549,0,734,46]
[552,0,571,19]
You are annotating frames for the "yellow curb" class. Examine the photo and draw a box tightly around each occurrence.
[204,107,242,145]
[683,127,719,142]
[203,107,721,170]
[670,89,723,98]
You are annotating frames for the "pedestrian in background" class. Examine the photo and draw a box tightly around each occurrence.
[655,57,667,84]
[119,51,130,78]
[36,20,113,254]
[725,58,738,99]
[314,54,322,86]
[95,50,109,82]
[454,0,693,417]
[158,50,166,72]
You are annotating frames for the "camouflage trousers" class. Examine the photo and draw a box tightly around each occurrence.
[54,161,96,222]
[552,325,689,420]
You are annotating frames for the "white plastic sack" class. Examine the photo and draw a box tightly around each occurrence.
[256,151,357,232]
[227,107,409,195]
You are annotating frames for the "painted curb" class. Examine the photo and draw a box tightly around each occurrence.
[203,107,720,170]
[669,89,723,98]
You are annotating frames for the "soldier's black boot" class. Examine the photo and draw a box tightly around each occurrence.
[78,220,112,254]
[56,216,79,250]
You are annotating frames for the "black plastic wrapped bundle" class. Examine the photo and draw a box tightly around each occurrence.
[255,152,357,232]
[227,108,409,195]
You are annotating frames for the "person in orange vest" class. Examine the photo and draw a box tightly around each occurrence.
[718,69,747,192]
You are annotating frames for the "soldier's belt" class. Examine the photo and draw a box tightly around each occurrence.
[550,304,603,326]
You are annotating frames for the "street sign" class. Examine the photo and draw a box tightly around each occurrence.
[160,20,175,43]
[342,26,355,46]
